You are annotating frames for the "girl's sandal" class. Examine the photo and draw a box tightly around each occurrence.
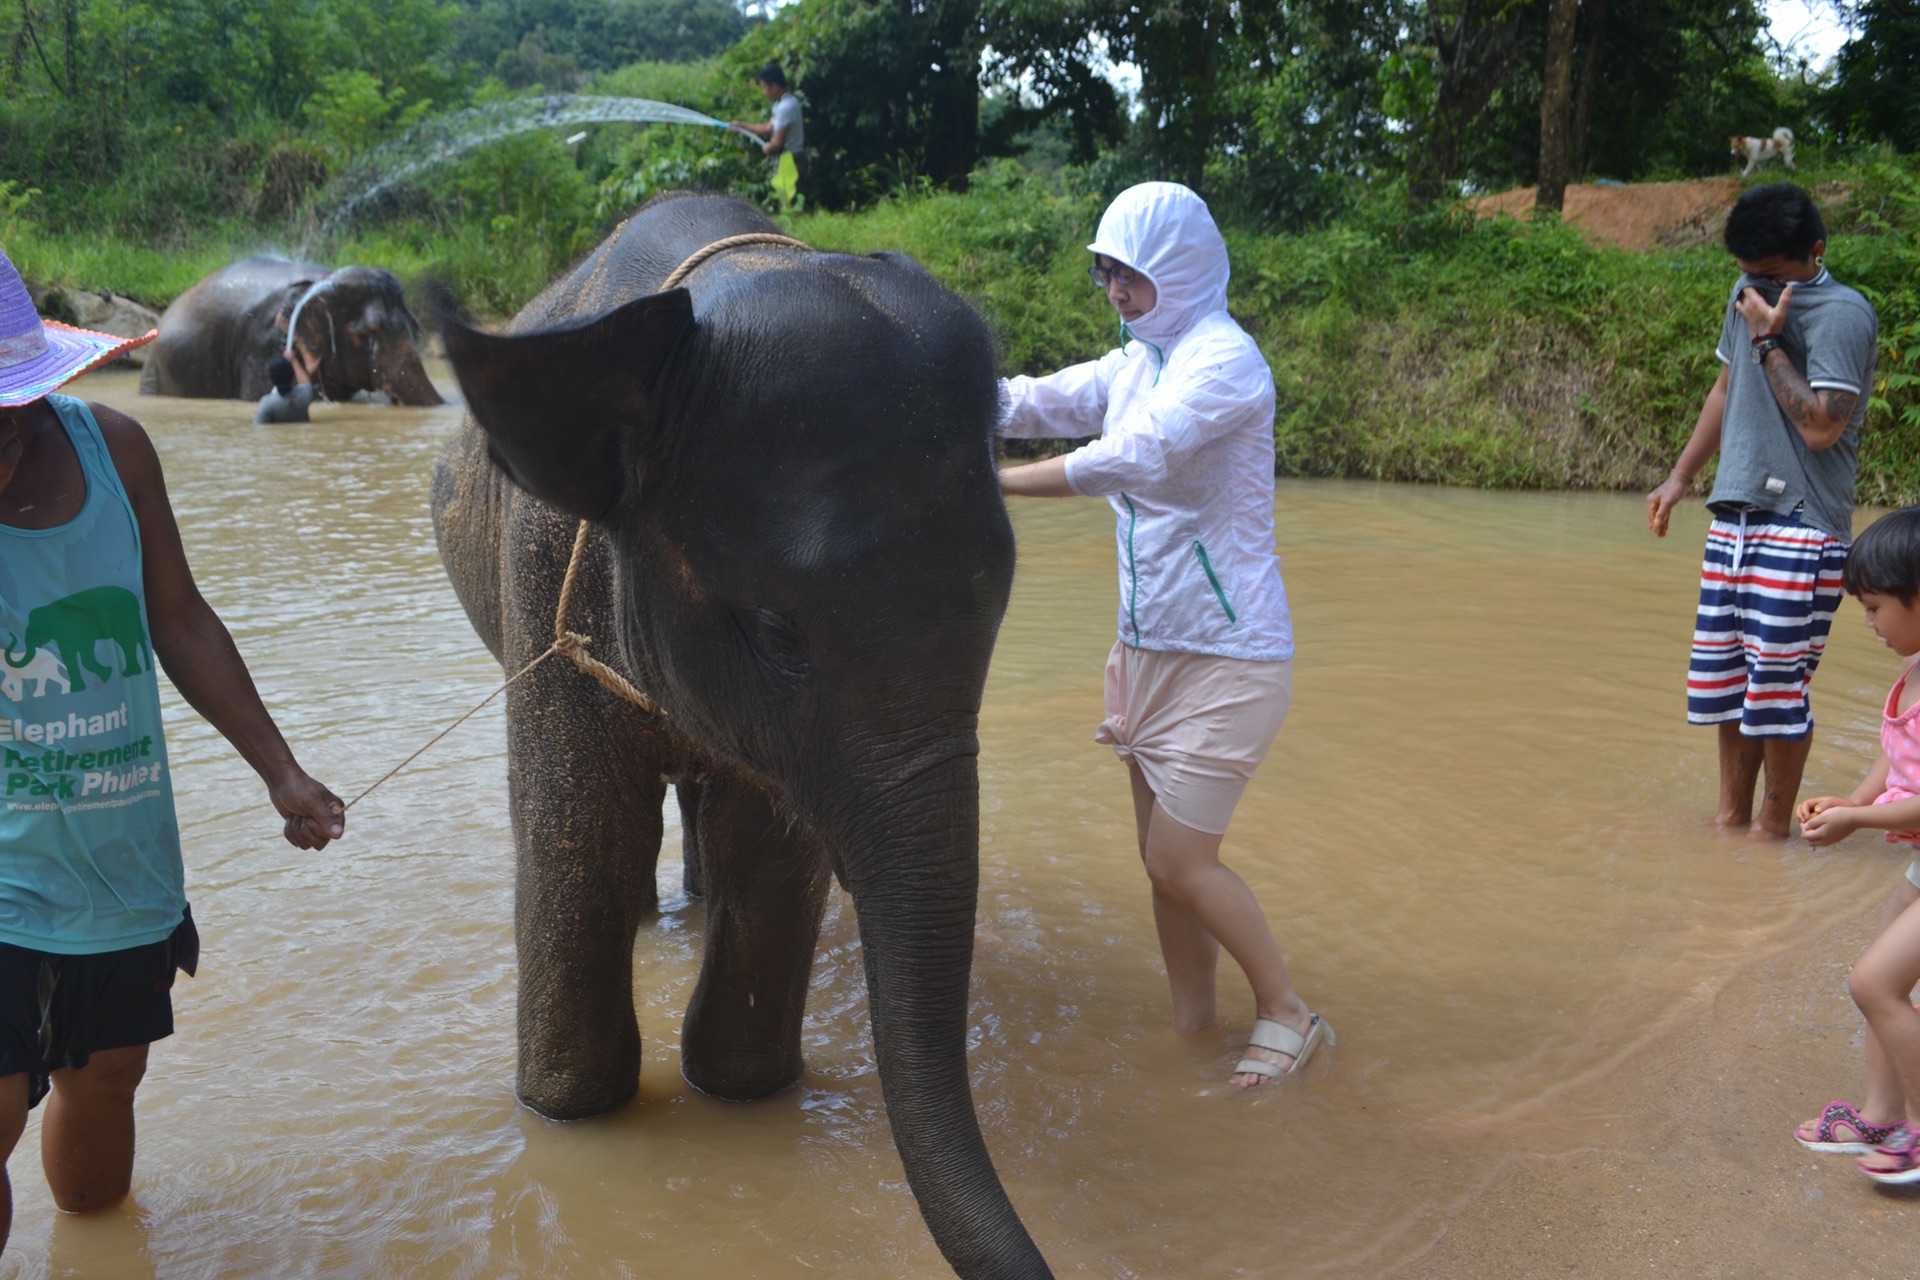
[1860,1125,1920,1185]
[1797,1101,1902,1154]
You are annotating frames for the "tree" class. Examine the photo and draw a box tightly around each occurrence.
[445,0,748,79]
[1825,0,1920,150]
[1413,0,1528,197]
[1537,0,1579,212]
[981,0,1408,221]
[1435,0,1784,190]
[729,0,982,208]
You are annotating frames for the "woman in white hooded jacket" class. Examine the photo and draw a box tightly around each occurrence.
[999,182,1329,1088]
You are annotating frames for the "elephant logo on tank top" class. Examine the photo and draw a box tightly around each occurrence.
[0,643,71,700]
[3,586,151,694]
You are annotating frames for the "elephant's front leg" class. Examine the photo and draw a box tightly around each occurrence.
[507,669,667,1120]
[681,771,829,1100]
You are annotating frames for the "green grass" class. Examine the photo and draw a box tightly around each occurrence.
[9,150,1919,502]
[4,230,245,309]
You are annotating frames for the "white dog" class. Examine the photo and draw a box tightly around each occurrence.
[1731,127,1795,176]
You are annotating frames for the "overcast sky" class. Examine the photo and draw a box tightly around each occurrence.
[1764,0,1854,68]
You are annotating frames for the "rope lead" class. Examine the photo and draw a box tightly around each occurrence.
[343,230,812,811]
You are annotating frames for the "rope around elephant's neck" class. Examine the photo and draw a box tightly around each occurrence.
[660,233,810,290]
[549,234,810,710]
[551,518,659,710]
[342,232,811,812]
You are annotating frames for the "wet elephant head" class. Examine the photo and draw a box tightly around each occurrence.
[288,266,443,406]
[138,256,443,405]
[431,194,1044,1278]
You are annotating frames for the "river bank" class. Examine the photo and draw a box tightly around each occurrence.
[8,160,1918,500]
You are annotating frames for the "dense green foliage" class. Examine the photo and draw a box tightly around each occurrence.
[2,0,1916,496]
[1826,0,1920,152]
[26,152,1920,501]
[808,159,1920,499]
[3,0,1917,234]
[451,0,745,87]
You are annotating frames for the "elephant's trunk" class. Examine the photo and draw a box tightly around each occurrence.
[836,749,1052,1280]
[2,633,27,668]
[376,335,445,406]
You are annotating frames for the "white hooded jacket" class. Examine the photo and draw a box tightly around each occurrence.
[1000,183,1293,662]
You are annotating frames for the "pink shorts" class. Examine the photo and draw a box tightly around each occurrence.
[1095,641,1293,835]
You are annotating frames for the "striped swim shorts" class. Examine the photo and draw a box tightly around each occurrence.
[1686,506,1849,738]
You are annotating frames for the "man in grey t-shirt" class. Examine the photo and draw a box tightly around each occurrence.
[730,61,807,193]
[253,349,315,424]
[1648,182,1879,839]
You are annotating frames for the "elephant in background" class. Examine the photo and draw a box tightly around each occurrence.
[139,257,443,405]
[431,192,1048,1278]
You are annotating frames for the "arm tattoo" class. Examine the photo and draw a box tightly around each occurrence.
[1760,350,1854,440]
[1820,388,1859,425]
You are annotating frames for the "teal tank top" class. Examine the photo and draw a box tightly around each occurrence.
[0,395,184,953]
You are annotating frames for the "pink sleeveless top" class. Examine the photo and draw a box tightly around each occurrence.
[1876,662,1920,845]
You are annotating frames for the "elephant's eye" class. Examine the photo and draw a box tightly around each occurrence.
[734,606,811,681]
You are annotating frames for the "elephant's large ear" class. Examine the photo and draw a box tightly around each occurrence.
[436,287,695,522]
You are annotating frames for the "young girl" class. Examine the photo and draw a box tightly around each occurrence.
[996,182,1328,1088]
[1795,504,1920,1182]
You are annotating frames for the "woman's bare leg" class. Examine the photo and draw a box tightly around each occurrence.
[1129,764,1220,1029]
[1127,763,1309,1087]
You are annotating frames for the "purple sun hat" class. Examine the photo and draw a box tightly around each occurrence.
[0,246,155,407]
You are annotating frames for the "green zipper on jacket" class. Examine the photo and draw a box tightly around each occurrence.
[1122,493,1141,645]
[1120,322,1166,387]
[1193,540,1237,624]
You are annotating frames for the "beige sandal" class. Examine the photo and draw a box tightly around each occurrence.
[1234,1014,1331,1080]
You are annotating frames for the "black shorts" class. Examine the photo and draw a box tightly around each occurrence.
[0,908,197,1108]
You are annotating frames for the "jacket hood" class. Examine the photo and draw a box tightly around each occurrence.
[1087,182,1230,346]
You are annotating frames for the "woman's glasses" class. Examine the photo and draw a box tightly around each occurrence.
[1088,262,1139,289]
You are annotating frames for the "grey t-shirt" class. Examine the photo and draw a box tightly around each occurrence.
[1709,268,1878,540]
[253,383,314,424]
[770,94,804,155]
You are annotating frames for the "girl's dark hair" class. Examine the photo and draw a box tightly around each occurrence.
[1845,506,1920,603]
[267,354,295,394]
[1723,183,1826,262]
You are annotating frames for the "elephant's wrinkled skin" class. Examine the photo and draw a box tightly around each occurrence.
[430,193,1045,1278]
[139,257,443,405]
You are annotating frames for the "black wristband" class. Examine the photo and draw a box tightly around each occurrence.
[1750,329,1783,345]
[1750,336,1784,363]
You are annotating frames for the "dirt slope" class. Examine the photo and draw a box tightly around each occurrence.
[1475,177,1745,251]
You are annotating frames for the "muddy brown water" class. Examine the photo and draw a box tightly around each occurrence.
[7,366,1914,1279]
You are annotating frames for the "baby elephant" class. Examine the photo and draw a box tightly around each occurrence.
[431,192,1049,1279]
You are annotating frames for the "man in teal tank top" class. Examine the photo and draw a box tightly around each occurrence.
[0,249,344,1252]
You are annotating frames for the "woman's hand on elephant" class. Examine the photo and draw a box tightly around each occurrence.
[271,768,346,850]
